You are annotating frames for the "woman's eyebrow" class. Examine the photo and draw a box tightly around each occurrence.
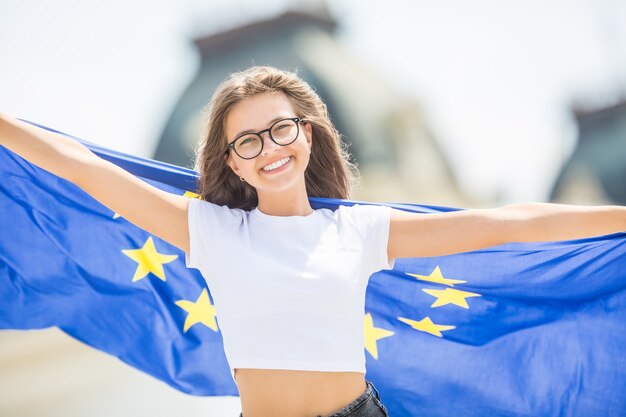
[233,115,290,138]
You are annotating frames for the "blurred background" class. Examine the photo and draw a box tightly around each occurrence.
[1,0,625,415]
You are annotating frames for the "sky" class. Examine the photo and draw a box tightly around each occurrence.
[1,0,625,205]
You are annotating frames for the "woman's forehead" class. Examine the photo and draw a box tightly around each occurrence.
[225,92,295,137]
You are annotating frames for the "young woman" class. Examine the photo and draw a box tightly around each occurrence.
[1,66,625,417]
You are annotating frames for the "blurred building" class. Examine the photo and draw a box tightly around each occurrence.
[153,6,475,207]
[550,99,626,204]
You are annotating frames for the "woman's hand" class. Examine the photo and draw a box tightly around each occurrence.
[388,202,626,259]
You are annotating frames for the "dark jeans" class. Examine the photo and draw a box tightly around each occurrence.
[238,379,389,416]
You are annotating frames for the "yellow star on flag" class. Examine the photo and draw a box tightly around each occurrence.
[175,289,218,333]
[121,236,178,282]
[423,288,482,309]
[113,212,122,219]
[398,316,455,337]
[406,266,466,287]
[183,191,201,199]
[364,313,394,360]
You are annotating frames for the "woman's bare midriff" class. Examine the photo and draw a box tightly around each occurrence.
[235,368,367,417]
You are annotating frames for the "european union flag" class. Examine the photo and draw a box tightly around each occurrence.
[1,121,625,416]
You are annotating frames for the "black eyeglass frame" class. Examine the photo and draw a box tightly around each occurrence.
[225,117,304,160]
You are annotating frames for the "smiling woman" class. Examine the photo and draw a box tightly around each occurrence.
[183,67,392,416]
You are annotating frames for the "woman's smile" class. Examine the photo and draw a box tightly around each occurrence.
[259,155,292,175]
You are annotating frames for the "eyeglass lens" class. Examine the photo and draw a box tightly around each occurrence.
[234,119,299,159]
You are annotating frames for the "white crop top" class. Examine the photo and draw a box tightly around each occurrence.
[184,198,395,384]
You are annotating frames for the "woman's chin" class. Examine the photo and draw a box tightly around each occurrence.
[254,175,306,196]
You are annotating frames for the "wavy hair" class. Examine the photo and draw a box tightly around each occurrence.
[194,66,358,210]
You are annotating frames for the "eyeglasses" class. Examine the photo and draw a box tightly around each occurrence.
[226,117,303,160]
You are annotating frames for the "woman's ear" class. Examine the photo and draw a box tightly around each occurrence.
[303,122,313,150]
[224,153,239,175]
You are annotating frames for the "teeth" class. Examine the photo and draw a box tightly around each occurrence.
[262,157,290,172]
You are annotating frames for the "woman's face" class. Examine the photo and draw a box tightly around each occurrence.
[224,91,313,196]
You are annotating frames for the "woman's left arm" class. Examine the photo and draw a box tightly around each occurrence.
[388,202,626,259]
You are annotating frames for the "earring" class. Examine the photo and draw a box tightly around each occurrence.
[239,176,246,182]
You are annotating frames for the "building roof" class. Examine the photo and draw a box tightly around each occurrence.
[193,10,337,58]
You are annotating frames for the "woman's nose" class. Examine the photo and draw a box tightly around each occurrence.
[260,132,280,155]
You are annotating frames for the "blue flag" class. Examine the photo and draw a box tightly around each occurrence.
[1,121,625,416]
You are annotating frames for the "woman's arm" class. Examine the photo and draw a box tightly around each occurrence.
[388,203,626,259]
[0,113,191,253]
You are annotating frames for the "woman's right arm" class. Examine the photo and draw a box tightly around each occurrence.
[0,113,191,254]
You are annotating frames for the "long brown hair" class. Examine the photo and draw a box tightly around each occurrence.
[194,66,358,210]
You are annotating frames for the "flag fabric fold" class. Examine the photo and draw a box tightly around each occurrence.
[1,121,625,416]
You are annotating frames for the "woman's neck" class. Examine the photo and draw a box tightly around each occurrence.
[256,187,313,217]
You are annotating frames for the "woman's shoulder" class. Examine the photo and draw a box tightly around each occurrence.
[189,197,248,220]
[335,202,392,216]
[326,203,391,228]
